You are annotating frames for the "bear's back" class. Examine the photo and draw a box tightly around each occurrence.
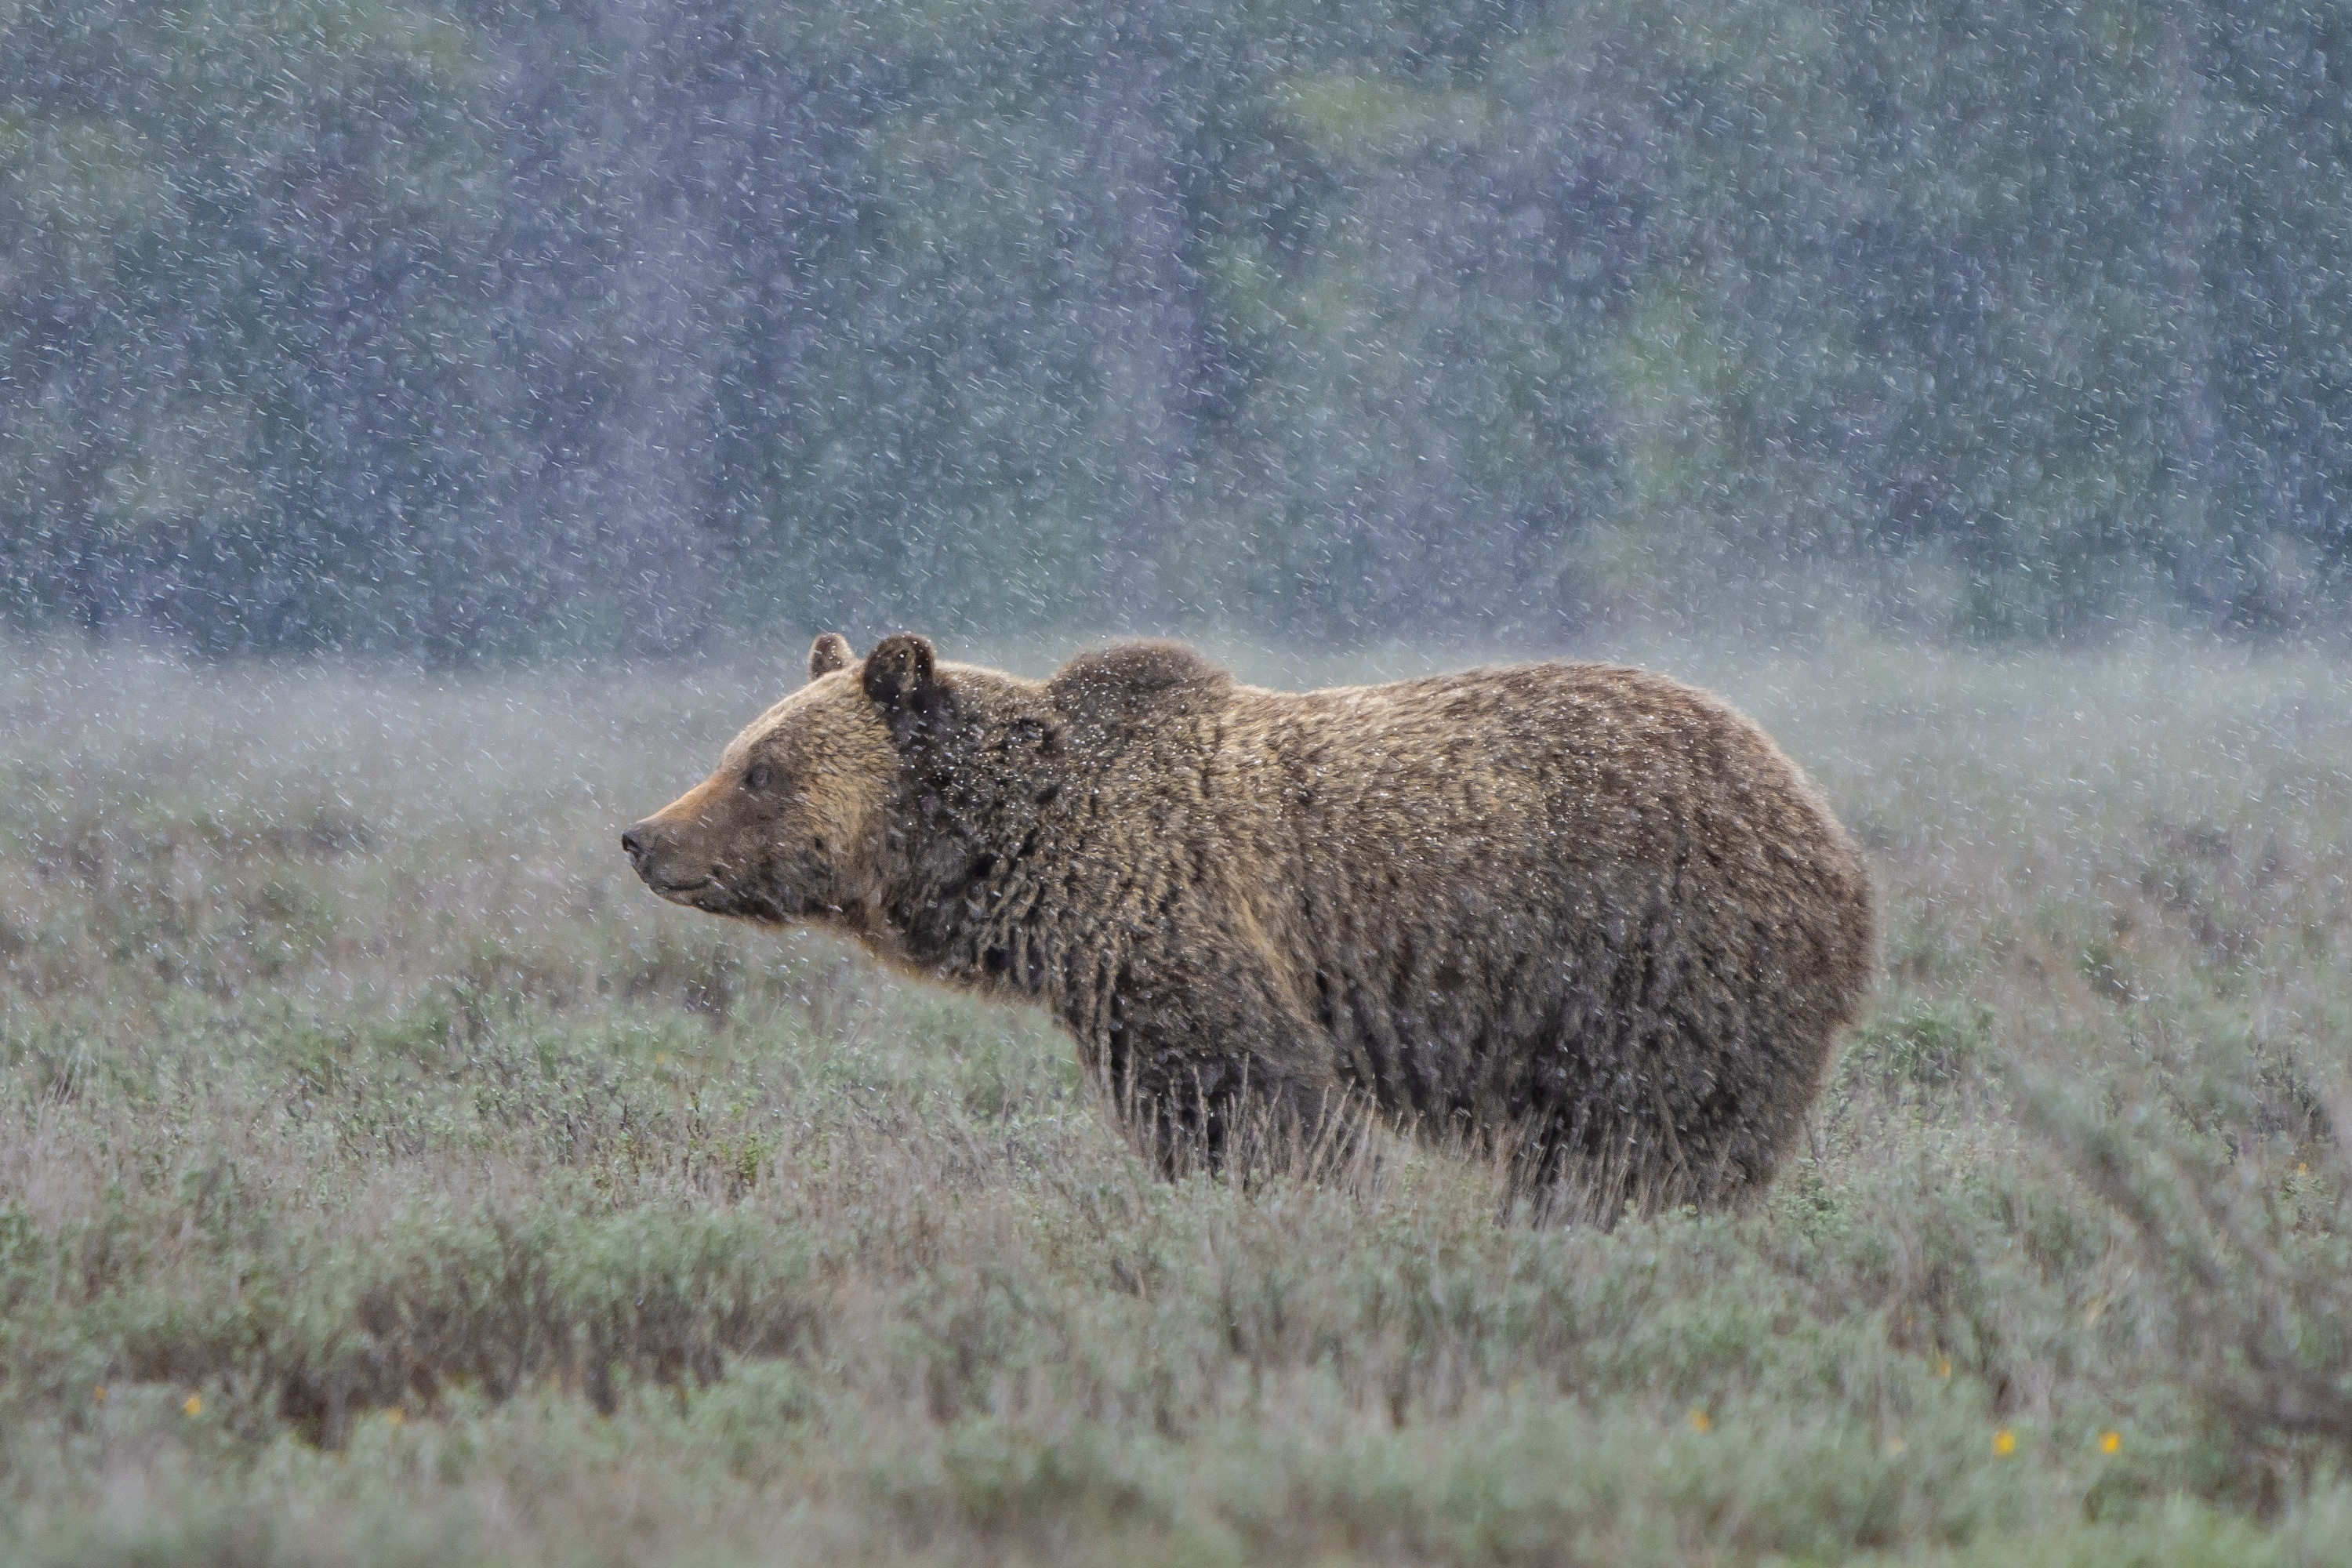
[1233,661,1851,886]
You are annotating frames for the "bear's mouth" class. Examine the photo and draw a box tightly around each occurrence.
[650,873,806,924]
[630,855,828,925]
[641,872,720,902]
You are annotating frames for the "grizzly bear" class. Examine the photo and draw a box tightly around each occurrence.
[624,633,1875,1211]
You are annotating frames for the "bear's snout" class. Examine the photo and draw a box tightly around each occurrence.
[621,818,706,895]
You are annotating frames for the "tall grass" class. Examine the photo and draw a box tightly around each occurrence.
[4,633,2352,1565]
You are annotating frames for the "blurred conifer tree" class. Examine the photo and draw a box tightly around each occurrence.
[3,0,2347,655]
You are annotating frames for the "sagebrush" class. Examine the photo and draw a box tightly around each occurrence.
[4,634,2352,1566]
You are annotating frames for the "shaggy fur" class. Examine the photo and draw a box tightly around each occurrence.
[624,635,1876,1210]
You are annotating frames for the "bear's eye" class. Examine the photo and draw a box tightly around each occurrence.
[742,760,779,795]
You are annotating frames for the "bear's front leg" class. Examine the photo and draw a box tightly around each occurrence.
[1091,943,1347,1180]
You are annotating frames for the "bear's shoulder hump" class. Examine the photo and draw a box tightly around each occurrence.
[1049,641,1230,709]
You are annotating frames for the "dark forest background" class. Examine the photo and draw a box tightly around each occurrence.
[5,0,2350,659]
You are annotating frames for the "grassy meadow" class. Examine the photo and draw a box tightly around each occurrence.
[5,632,2352,1565]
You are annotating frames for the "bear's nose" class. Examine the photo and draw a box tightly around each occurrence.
[621,825,650,861]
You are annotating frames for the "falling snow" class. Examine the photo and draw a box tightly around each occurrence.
[6,1,2350,655]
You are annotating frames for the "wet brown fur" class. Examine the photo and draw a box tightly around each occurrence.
[625,634,1877,1211]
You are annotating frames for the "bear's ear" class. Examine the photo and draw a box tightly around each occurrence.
[808,632,853,681]
[862,633,938,719]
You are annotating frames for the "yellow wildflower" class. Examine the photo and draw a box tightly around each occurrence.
[93,1385,107,1405]
[387,1406,406,1427]
[1935,1356,1952,1379]
[1689,1409,1712,1433]
[2100,1430,2122,1454]
[1992,1428,2016,1457]
[183,1393,204,1418]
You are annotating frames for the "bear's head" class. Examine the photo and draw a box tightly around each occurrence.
[621,632,944,927]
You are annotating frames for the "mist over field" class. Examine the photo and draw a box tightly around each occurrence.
[9,0,2352,1563]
